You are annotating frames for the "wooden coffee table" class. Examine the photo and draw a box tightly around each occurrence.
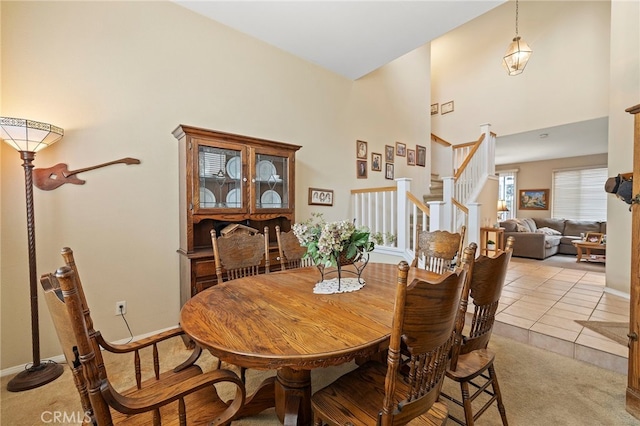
[572,241,606,263]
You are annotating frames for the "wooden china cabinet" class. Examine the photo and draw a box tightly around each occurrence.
[172,125,301,305]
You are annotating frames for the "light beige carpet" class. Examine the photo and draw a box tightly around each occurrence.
[575,320,629,346]
[2,333,639,425]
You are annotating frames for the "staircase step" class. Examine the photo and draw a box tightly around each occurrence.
[423,194,443,203]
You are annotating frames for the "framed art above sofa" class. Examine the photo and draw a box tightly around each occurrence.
[519,188,549,210]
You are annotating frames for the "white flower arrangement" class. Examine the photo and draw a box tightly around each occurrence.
[292,213,376,267]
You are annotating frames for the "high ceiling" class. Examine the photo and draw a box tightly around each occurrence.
[173,1,609,165]
[175,1,504,80]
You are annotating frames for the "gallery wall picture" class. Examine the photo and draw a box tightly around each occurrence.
[441,101,454,114]
[407,149,416,166]
[395,141,406,157]
[308,188,333,206]
[371,152,382,171]
[356,140,367,159]
[430,103,438,115]
[357,160,367,178]
[416,145,426,167]
[385,163,394,180]
[385,145,395,162]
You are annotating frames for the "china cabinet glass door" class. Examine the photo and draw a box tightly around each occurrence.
[254,152,289,210]
[198,145,242,210]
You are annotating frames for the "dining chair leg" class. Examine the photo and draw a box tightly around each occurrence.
[489,364,509,426]
[460,381,475,426]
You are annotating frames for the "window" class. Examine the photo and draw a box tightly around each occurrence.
[552,167,607,220]
[498,170,517,220]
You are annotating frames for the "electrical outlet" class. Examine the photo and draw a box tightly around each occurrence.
[115,301,127,316]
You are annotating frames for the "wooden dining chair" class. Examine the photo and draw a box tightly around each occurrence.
[441,236,515,426]
[45,265,246,426]
[275,225,310,270]
[311,245,476,426]
[412,224,466,274]
[57,247,203,380]
[211,226,270,380]
[211,226,270,284]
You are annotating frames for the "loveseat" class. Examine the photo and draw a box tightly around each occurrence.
[498,218,607,260]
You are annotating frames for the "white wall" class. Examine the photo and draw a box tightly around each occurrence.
[431,1,610,143]
[0,1,431,369]
[433,0,639,295]
[606,0,640,294]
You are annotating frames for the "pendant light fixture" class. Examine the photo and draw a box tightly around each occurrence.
[503,0,532,75]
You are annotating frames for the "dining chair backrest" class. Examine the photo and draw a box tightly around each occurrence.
[41,273,94,419]
[380,245,475,425]
[443,238,513,426]
[275,225,310,270]
[60,247,96,338]
[211,226,270,284]
[50,265,245,426]
[412,224,466,274]
[459,236,514,355]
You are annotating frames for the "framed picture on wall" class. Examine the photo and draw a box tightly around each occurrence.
[385,163,394,180]
[519,188,549,210]
[308,188,333,206]
[357,160,367,178]
[395,141,406,157]
[407,149,416,166]
[385,145,395,162]
[356,140,367,159]
[416,145,426,167]
[371,152,382,171]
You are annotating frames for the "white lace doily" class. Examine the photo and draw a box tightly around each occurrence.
[313,277,365,294]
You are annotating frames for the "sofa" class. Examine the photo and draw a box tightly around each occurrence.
[498,217,607,260]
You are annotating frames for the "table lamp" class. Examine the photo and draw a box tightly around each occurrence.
[1,117,65,391]
[497,199,509,222]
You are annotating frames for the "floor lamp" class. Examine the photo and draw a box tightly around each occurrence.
[1,117,65,392]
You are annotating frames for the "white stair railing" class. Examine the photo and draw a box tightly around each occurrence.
[351,178,426,263]
[353,125,495,261]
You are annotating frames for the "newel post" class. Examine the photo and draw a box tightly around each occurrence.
[467,202,482,256]
[395,178,412,253]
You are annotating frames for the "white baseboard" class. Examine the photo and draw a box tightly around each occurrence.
[604,286,631,300]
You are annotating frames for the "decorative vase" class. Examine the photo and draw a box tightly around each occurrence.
[317,251,369,291]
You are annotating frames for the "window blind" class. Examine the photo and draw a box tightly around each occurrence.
[552,167,607,220]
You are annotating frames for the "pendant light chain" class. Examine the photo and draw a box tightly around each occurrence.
[515,0,519,37]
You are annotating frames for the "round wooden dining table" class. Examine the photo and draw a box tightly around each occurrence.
[180,262,438,426]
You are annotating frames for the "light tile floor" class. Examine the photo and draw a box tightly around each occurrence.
[492,256,630,374]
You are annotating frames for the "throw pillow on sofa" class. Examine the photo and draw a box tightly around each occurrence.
[513,218,536,232]
[536,227,562,236]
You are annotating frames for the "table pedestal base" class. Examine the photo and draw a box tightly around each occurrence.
[234,368,312,426]
[275,368,312,425]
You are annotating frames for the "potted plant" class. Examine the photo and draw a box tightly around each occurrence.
[384,232,397,247]
[487,240,496,250]
[292,213,376,267]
